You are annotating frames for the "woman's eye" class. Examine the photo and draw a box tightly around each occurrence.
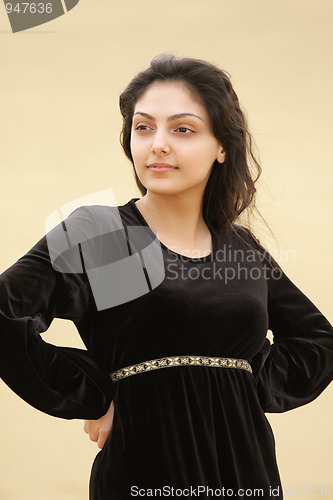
[176,127,193,134]
[135,125,151,131]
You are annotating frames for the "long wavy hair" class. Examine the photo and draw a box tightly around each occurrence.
[119,54,262,234]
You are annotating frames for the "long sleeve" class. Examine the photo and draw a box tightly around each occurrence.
[251,245,333,413]
[0,209,114,420]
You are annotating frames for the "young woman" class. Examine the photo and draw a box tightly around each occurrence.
[0,55,332,499]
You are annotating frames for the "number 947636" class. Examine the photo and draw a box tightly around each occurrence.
[5,3,53,14]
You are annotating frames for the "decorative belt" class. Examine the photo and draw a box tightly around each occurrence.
[110,355,252,382]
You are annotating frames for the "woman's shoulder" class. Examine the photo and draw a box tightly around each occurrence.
[63,198,138,227]
[224,223,277,269]
[222,223,260,247]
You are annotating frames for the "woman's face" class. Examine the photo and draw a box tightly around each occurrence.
[130,81,225,199]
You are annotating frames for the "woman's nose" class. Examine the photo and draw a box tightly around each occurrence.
[151,130,171,155]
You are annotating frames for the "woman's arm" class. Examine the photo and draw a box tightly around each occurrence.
[251,248,333,413]
[0,208,114,419]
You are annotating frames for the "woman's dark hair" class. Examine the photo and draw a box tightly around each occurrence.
[119,54,261,234]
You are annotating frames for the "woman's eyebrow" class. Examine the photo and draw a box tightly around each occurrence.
[133,111,204,122]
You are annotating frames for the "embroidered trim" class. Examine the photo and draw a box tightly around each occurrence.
[110,355,252,382]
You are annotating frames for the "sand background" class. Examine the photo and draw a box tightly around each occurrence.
[0,0,332,498]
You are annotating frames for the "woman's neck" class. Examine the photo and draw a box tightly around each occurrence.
[135,192,212,257]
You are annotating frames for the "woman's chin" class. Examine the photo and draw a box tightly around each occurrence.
[141,181,182,197]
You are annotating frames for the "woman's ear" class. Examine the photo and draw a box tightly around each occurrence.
[217,147,226,164]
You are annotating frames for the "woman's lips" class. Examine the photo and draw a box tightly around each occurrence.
[147,163,178,173]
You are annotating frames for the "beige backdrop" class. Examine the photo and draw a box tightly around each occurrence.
[0,0,332,499]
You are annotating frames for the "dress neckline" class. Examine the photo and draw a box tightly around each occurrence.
[128,198,216,263]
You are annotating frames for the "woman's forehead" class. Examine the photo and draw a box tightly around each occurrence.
[133,81,208,120]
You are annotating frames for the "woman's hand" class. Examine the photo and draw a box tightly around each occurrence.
[83,400,115,449]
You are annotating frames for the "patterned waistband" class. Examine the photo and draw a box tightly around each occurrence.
[110,355,252,382]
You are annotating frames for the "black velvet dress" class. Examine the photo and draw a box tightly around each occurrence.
[0,198,332,500]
